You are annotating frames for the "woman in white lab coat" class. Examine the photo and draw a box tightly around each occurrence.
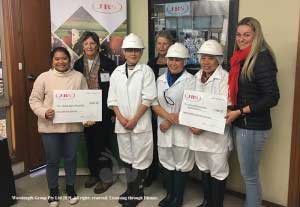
[189,40,232,207]
[107,33,156,207]
[152,43,194,207]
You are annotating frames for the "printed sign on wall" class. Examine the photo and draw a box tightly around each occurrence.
[50,0,127,66]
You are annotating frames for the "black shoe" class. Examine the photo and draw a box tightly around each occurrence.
[211,178,226,207]
[123,169,146,207]
[158,169,174,207]
[48,187,59,207]
[119,163,133,205]
[84,176,98,188]
[167,171,188,207]
[199,171,212,207]
[197,199,209,207]
[66,185,79,205]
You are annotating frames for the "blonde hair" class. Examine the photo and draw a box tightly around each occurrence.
[234,17,276,80]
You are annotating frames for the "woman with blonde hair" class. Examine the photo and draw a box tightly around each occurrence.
[226,17,280,207]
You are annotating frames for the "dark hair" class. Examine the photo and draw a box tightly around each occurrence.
[80,31,100,48]
[50,47,71,65]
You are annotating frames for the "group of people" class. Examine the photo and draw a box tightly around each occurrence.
[28,16,279,207]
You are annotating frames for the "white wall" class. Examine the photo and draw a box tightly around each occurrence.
[128,0,149,63]
[128,0,300,205]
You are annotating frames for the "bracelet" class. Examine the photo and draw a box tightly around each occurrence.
[239,108,245,116]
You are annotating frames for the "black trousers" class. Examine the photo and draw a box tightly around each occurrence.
[84,121,114,182]
[0,139,16,207]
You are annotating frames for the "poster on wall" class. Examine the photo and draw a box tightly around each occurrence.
[50,0,127,66]
[50,0,127,175]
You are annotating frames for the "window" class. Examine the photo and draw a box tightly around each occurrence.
[149,0,239,69]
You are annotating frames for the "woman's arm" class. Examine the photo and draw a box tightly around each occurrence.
[152,105,178,124]
[29,74,51,119]
[125,104,148,130]
[249,51,280,113]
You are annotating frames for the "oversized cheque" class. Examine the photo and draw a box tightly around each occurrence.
[53,90,102,123]
[179,90,227,134]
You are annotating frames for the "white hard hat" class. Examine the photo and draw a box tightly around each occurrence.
[121,33,144,49]
[197,39,223,56]
[165,42,189,59]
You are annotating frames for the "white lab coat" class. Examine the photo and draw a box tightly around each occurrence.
[107,63,157,134]
[188,65,233,153]
[154,70,193,148]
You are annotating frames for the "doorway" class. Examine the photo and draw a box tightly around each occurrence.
[1,0,51,171]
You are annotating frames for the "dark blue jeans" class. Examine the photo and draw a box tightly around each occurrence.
[42,133,80,189]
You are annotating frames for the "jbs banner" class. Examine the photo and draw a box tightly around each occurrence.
[50,0,127,66]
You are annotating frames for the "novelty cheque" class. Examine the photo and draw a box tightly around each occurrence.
[179,90,227,134]
[53,90,102,123]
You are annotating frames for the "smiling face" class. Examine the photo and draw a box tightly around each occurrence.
[156,37,172,57]
[52,51,70,72]
[123,48,143,65]
[167,57,185,74]
[200,54,219,75]
[83,37,99,59]
[236,25,255,50]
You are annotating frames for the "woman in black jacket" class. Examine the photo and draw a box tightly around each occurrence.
[73,31,116,194]
[226,17,280,207]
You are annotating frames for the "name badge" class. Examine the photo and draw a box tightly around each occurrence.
[100,72,110,82]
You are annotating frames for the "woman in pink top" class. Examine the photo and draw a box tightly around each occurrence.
[29,47,87,207]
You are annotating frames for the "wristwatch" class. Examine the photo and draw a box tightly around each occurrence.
[239,107,245,116]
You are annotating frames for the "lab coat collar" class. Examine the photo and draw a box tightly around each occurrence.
[116,62,143,76]
[159,70,191,86]
[195,65,223,84]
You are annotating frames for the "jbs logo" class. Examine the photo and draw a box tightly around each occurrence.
[93,0,122,14]
[166,4,190,16]
[55,93,75,100]
[185,93,201,102]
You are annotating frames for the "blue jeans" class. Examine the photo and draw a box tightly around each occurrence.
[233,127,269,207]
[42,133,80,189]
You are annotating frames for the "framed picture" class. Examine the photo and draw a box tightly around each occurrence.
[148,0,239,71]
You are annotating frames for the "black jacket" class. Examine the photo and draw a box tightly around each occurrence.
[73,53,116,124]
[233,49,280,130]
[148,57,167,80]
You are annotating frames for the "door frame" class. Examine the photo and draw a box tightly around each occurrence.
[2,0,28,165]
[288,17,300,207]
[1,0,50,171]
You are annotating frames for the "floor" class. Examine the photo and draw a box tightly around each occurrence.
[11,169,246,207]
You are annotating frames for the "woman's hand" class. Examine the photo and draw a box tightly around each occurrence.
[189,127,203,135]
[166,113,179,124]
[160,120,172,133]
[225,110,241,124]
[45,109,55,120]
[125,118,138,130]
[117,115,129,128]
[83,121,96,127]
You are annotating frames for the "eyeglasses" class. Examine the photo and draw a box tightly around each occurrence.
[163,89,175,105]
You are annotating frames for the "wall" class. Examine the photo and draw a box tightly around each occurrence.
[128,0,300,205]
[128,0,149,63]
